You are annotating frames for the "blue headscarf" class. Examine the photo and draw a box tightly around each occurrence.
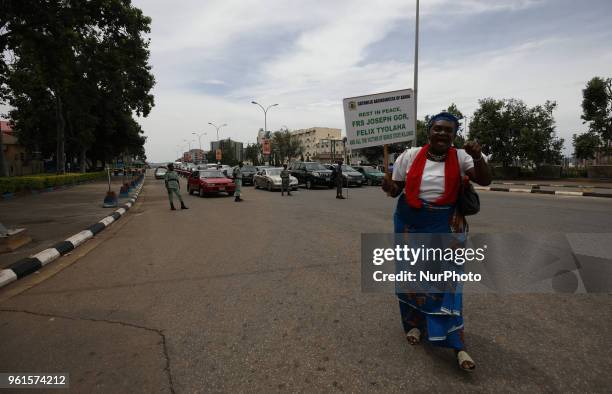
[427,112,460,133]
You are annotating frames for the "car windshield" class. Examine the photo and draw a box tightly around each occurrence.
[156,168,167,174]
[341,165,357,172]
[362,166,382,174]
[200,170,224,178]
[266,168,282,176]
[304,163,326,170]
[242,166,256,171]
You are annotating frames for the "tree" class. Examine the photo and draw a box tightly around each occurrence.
[244,144,261,165]
[469,98,523,167]
[581,77,612,160]
[573,132,600,164]
[517,100,564,166]
[1,0,154,173]
[270,130,303,164]
[469,98,563,167]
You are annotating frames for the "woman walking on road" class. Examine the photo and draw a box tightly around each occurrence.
[382,112,491,371]
[164,163,188,210]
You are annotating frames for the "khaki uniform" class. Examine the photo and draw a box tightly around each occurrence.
[233,166,242,199]
[280,169,291,196]
[164,170,185,206]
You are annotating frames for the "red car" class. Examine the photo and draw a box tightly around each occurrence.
[187,169,236,197]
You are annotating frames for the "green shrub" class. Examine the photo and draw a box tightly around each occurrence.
[0,172,105,194]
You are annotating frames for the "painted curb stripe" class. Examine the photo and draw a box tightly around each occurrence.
[66,230,94,248]
[99,216,115,227]
[583,192,612,198]
[0,180,147,289]
[53,241,75,256]
[531,189,555,195]
[0,269,17,287]
[33,248,61,266]
[468,186,612,198]
[88,222,106,235]
[9,257,42,278]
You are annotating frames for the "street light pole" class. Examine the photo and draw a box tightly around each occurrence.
[183,139,195,162]
[252,101,278,166]
[208,122,227,142]
[192,132,207,163]
[251,101,278,137]
[413,0,419,133]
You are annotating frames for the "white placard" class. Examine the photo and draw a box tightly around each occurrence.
[343,89,415,149]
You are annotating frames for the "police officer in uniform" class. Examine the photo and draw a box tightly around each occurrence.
[233,161,244,202]
[281,163,292,196]
[335,159,345,199]
[164,163,188,210]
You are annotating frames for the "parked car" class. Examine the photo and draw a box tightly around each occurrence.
[154,166,167,179]
[324,164,364,187]
[254,167,299,191]
[228,164,257,185]
[187,169,236,197]
[354,165,385,186]
[289,161,333,189]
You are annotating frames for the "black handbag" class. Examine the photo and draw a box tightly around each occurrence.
[457,179,480,216]
[455,151,480,216]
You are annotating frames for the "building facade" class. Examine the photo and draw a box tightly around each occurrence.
[1,120,44,176]
[210,140,244,162]
[290,127,341,162]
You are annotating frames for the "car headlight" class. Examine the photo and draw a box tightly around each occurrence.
[312,172,320,177]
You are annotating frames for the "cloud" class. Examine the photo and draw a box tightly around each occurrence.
[128,0,611,161]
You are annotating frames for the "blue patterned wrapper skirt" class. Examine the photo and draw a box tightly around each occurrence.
[393,193,466,350]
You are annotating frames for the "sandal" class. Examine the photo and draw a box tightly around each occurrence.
[405,328,421,345]
[457,350,476,372]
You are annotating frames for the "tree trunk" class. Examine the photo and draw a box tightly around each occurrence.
[0,124,7,177]
[55,95,66,174]
[80,148,87,173]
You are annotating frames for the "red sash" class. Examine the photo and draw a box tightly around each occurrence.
[404,144,460,208]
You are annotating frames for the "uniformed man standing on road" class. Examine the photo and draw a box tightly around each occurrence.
[233,161,244,202]
[335,159,345,199]
[164,163,188,210]
[281,163,292,196]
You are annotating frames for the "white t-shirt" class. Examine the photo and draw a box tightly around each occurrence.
[392,147,477,202]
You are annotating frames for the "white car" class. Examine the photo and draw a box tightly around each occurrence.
[253,167,299,191]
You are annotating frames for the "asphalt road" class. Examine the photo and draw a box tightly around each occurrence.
[1,174,611,392]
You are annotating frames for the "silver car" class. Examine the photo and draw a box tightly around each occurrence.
[254,167,299,191]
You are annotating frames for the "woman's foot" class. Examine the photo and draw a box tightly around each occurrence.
[405,328,421,345]
[456,350,476,371]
